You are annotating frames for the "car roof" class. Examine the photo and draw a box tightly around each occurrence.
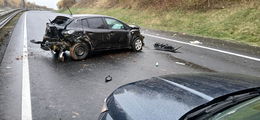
[72,14,110,19]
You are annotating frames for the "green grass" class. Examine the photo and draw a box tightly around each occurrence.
[59,5,260,46]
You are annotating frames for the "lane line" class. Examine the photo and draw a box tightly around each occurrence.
[143,33,260,62]
[22,12,32,120]
[157,77,214,101]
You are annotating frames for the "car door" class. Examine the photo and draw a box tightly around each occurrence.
[104,17,130,48]
[82,17,111,50]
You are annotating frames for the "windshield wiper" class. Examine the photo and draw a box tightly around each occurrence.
[181,88,260,120]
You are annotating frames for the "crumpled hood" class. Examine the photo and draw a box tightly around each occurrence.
[106,73,260,120]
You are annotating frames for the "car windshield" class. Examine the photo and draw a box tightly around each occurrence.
[209,96,260,120]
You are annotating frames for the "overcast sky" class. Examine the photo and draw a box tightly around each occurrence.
[27,0,60,9]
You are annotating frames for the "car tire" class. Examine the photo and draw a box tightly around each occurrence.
[132,38,143,52]
[70,43,89,60]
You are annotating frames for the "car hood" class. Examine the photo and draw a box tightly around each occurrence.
[106,73,260,120]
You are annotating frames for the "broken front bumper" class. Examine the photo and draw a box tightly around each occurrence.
[40,36,60,51]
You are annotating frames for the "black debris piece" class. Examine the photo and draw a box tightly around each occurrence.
[154,42,182,53]
[105,75,112,83]
[30,39,43,44]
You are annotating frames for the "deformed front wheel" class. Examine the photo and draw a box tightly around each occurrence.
[132,38,143,52]
[70,43,89,60]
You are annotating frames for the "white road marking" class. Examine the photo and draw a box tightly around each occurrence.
[22,12,32,120]
[157,77,214,101]
[144,33,260,62]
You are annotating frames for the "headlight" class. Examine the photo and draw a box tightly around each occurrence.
[101,98,108,113]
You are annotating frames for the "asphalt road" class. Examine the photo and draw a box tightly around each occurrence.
[0,11,259,120]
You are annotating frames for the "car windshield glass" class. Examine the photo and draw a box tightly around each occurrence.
[209,96,260,120]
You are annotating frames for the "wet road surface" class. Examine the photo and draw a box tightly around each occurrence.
[0,11,259,120]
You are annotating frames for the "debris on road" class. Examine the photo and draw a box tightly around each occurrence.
[189,40,202,45]
[6,66,11,69]
[105,75,112,83]
[154,42,182,53]
[72,111,80,116]
[30,39,43,44]
[72,115,77,118]
[175,62,186,66]
[15,55,23,60]
[155,62,159,67]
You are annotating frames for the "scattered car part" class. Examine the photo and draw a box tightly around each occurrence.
[105,75,112,83]
[189,40,202,45]
[175,62,186,66]
[58,51,65,62]
[154,42,182,53]
[155,62,159,67]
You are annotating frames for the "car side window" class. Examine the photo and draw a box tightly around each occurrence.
[67,19,82,29]
[82,19,89,29]
[105,18,125,30]
[87,18,106,29]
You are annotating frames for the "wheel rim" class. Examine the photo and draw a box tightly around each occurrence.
[135,39,142,50]
[75,46,86,56]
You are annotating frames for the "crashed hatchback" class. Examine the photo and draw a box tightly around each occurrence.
[36,14,144,61]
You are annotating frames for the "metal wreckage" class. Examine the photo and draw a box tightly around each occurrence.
[31,14,144,61]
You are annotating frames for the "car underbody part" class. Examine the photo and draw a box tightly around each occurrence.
[58,51,65,62]
[31,39,67,62]
[154,42,182,53]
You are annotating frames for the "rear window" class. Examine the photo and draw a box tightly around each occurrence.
[67,19,82,29]
[82,19,89,29]
[87,18,106,29]
[51,16,70,25]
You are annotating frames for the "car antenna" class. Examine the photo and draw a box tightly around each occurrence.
[67,7,73,16]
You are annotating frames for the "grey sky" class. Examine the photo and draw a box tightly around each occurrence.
[27,0,60,9]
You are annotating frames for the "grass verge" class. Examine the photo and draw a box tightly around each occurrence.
[0,12,22,63]
[59,5,260,46]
